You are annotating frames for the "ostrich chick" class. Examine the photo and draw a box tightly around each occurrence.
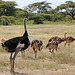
[31,40,43,58]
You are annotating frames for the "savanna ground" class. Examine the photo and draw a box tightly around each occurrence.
[0,24,75,75]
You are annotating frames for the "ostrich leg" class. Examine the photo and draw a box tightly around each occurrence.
[10,49,20,73]
[10,52,13,73]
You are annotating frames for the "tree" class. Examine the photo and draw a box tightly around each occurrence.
[55,1,75,20]
[0,16,15,25]
[24,1,52,13]
[0,0,17,16]
[33,15,45,24]
[15,8,28,17]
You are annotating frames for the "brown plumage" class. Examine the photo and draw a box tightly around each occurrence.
[48,36,65,44]
[46,40,58,54]
[31,40,43,58]
[64,33,75,47]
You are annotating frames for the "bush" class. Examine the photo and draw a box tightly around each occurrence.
[0,16,15,25]
[33,15,45,24]
[28,13,37,20]
[41,14,52,21]
[51,13,65,22]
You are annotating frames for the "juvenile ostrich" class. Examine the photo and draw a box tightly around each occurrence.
[46,40,58,54]
[48,36,59,42]
[0,18,30,73]
[48,36,65,44]
[31,40,43,58]
[64,33,75,47]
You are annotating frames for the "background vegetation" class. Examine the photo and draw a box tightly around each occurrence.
[0,0,75,25]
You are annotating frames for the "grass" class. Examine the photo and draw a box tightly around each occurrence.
[43,20,75,25]
[13,17,75,25]
[0,24,75,75]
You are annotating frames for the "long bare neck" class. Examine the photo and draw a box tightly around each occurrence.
[24,18,27,32]
[23,18,28,37]
[64,33,67,38]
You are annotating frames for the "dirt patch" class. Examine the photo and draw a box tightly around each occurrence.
[1,68,75,75]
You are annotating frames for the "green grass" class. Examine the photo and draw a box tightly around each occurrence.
[43,20,75,25]
[0,24,75,75]
[13,17,75,25]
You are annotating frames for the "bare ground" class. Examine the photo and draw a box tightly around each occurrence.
[1,68,75,75]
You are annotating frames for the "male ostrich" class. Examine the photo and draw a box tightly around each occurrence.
[0,18,30,73]
[64,33,75,47]
[31,40,43,58]
[1,37,25,57]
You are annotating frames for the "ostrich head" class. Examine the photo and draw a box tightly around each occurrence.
[0,37,8,51]
[0,37,6,44]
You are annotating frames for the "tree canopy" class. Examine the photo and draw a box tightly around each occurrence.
[24,1,52,13]
[0,0,17,16]
[55,1,75,20]
[0,0,75,25]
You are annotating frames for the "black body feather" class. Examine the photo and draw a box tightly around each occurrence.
[2,19,30,52]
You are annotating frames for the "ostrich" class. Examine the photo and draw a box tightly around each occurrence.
[0,18,30,73]
[48,36,60,42]
[48,36,65,44]
[64,33,75,47]
[46,40,58,54]
[31,40,43,58]
[0,37,25,57]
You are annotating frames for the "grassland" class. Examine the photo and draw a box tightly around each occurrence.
[0,24,75,75]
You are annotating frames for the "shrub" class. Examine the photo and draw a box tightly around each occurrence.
[41,14,52,21]
[33,15,45,24]
[51,13,65,22]
[28,13,37,20]
[0,16,15,25]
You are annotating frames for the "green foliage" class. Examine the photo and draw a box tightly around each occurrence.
[29,13,65,22]
[15,17,34,25]
[15,17,24,25]
[24,1,52,13]
[0,16,15,25]
[0,0,17,16]
[40,13,65,22]
[15,8,28,17]
[0,0,75,25]
[33,15,45,24]
[47,9,55,14]
[55,1,75,20]
[41,14,52,21]
[51,13,65,22]
[28,13,36,20]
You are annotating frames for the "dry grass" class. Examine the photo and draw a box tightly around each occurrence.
[0,24,75,75]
